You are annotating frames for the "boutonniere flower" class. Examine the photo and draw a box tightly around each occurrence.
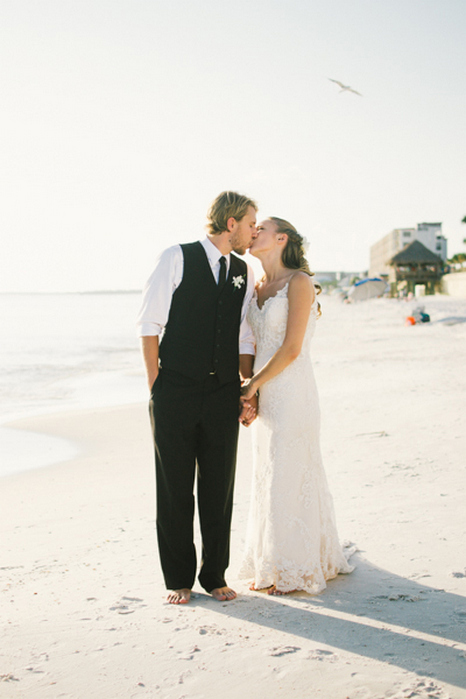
[232,275,245,289]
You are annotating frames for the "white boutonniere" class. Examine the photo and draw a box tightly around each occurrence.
[232,275,245,289]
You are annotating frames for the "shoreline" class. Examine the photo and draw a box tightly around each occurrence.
[0,368,146,479]
[0,423,80,479]
[0,401,146,480]
[1,293,463,480]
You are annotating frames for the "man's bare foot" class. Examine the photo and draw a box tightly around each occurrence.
[167,588,191,604]
[267,585,296,596]
[210,586,237,601]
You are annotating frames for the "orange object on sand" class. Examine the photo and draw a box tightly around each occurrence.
[405,316,416,326]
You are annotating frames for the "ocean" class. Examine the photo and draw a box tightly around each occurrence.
[0,291,146,477]
[2,290,465,479]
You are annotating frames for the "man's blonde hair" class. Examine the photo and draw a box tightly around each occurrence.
[206,191,257,235]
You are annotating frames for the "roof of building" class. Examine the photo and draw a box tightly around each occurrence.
[390,240,443,265]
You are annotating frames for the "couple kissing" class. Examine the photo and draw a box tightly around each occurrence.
[137,191,353,605]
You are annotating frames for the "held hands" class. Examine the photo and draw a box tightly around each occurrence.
[239,397,256,427]
[239,380,258,427]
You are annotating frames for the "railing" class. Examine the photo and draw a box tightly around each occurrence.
[394,270,442,280]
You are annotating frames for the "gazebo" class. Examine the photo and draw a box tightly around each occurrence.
[389,240,444,295]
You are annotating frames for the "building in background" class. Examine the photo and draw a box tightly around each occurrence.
[416,223,448,260]
[370,223,447,278]
[389,240,444,295]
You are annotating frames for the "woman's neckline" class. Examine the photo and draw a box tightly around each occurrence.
[255,279,291,311]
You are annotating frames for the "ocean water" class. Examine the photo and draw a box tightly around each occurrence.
[0,292,146,476]
[2,290,465,478]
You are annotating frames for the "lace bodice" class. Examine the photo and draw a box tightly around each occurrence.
[247,282,318,374]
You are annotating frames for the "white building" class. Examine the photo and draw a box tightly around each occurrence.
[369,223,447,277]
[416,223,448,260]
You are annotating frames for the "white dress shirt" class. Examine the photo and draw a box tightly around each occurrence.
[137,237,256,355]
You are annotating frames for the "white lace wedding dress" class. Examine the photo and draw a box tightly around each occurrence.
[239,283,353,594]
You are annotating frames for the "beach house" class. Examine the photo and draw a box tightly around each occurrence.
[370,223,447,279]
[388,240,444,296]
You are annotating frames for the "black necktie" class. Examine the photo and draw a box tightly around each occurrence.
[218,256,227,288]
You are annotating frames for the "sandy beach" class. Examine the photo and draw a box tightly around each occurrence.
[1,295,466,699]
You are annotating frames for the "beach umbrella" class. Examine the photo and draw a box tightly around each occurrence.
[347,278,387,301]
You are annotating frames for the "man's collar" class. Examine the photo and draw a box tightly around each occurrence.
[201,237,230,265]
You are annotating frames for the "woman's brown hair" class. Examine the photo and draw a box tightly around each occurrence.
[270,216,322,315]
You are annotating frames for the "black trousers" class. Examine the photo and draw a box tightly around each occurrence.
[149,368,240,592]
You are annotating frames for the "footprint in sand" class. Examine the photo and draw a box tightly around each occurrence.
[179,645,202,660]
[389,677,450,698]
[371,593,425,603]
[450,569,466,578]
[307,649,338,662]
[269,645,301,657]
[178,670,192,685]
[109,597,146,615]
[454,608,466,622]
[197,624,225,636]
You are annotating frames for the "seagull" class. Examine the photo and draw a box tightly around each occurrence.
[328,78,362,96]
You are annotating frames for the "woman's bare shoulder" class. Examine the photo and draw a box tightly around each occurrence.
[288,272,316,302]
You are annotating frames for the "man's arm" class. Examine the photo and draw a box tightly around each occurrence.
[141,336,160,390]
[239,353,257,426]
[137,245,183,391]
[137,246,182,337]
[237,263,257,426]
[239,353,254,381]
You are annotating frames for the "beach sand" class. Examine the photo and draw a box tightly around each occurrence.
[1,296,466,698]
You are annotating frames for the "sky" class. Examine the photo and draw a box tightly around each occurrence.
[1,0,465,292]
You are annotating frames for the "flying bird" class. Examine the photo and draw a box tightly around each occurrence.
[328,78,362,96]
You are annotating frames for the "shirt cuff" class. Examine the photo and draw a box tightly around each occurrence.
[239,342,256,356]
[137,322,163,337]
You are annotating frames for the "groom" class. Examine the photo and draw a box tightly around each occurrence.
[137,191,258,604]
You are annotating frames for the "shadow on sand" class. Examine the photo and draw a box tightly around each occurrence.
[194,555,466,690]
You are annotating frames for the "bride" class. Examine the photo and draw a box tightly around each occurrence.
[240,217,353,595]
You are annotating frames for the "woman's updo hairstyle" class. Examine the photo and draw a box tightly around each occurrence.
[269,216,321,315]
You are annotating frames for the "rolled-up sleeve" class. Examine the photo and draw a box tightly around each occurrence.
[136,246,183,337]
[239,263,255,355]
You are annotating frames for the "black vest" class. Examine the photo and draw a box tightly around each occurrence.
[159,242,248,384]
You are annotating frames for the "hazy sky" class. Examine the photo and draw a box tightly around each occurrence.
[1,0,465,292]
